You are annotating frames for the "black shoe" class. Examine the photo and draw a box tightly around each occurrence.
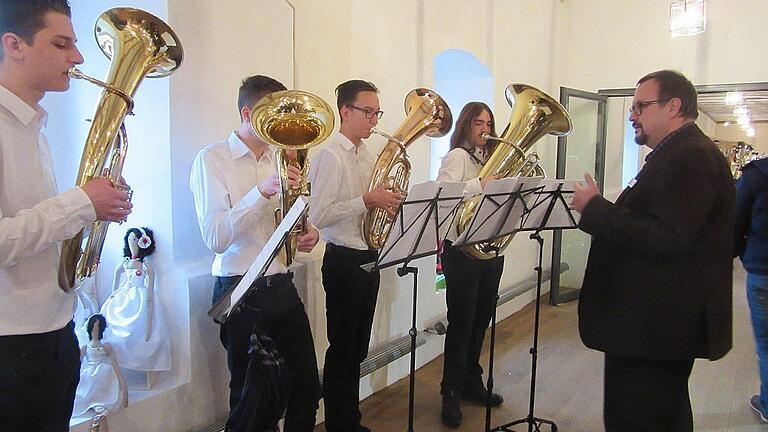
[461,385,504,407]
[750,395,768,423]
[441,390,463,428]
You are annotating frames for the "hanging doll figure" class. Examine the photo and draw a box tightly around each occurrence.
[100,227,171,371]
[73,314,128,430]
[73,276,100,346]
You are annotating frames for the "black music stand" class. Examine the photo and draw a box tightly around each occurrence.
[363,180,465,432]
[451,177,543,432]
[208,197,307,323]
[489,179,580,432]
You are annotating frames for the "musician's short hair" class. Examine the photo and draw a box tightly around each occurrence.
[335,79,378,112]
[637,70,698,120]
[0,0,72,60]
[237,75,287,115]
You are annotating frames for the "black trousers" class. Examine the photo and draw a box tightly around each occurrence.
[0,321,80,432]
[440,243,504,394]
[321,243,380,432]
[604,353,695,432]
[215,273,321,432]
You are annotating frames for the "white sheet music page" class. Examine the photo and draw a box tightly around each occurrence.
[219,195,308,319]
[454,177,518,246]
[495,176,543,236]
[543,179,581,228]
[521,179,581,230]
[378,181,440,268]
[436,181,466,241]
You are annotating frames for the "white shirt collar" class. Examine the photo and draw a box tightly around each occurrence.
[0,84,47,128]
[337,131,366,154]
[227,131,273,161]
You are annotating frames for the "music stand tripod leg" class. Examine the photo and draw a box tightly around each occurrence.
[491,232,557,432]
[397,264,419,432]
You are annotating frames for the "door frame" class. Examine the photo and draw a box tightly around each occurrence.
[549,87,608,305]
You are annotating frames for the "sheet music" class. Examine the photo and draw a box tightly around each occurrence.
[378,181,439,268]
[495,176,543,236]
[454,177,520,246]
[208,196,307,322]
[436,181,466,240]
[521,179,581,230]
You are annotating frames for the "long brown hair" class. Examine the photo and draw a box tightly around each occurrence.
[448,102,498,157]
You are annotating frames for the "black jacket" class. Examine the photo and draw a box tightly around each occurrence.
[735,157,768,275]
[578,124,734,361]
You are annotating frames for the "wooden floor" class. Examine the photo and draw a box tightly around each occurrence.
[316,264,766,431]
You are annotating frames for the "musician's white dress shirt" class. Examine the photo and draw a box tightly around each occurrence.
[0,84,96,336]
[189,132,287,277]
[308,131,375,250]
[437,146,487,242]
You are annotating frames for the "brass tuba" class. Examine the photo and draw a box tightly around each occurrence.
[363,88,452,249]
[456,84,572,260]
[58,8,183,291]
[251,90,335,266]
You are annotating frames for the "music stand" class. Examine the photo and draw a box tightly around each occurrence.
[208,196,308,324]
[363,180,465,432]
[490,179,580,432]
[450,177,543,432]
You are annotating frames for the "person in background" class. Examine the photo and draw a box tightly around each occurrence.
[734,155,768,423]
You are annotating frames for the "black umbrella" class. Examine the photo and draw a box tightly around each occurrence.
[225,332,290,432]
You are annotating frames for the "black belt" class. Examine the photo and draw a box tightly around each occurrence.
[217,271,293,289]
[254,271,293,288]
[326,242,379,260]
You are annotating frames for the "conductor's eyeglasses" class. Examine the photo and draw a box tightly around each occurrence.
[629,99,671,115]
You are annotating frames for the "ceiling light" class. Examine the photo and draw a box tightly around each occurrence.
[746,128,756,137]
[669,0,707,37]
[725,92,743,106]
[734,105,749,117]
[738,115,751,127]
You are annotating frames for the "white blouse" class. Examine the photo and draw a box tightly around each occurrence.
[436,147,486,195]
[437,147,489,243]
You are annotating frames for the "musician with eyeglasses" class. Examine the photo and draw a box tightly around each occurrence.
[308,79,403,432]
[190,75,321,431]
[571,70,734,431]
[0,1,135,430]
[435,101,505,428]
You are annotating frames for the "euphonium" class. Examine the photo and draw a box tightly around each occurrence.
[58,8,183,291]
[363,88,452,249]
[456,84,572,260]
[251,90,335,266]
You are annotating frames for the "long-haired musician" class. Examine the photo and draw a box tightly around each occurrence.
[436,101,505,428]
[0,1,133,429]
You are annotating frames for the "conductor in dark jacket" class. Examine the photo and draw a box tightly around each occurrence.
[571,70,735,431]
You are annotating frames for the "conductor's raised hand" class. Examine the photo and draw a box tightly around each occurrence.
[571,173,600,214]
[82,177,132,222]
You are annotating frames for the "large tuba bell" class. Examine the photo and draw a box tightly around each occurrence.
[251,90,335,266]
[363,88,453,249]
[58,8,183,291]
[456,84,572,260]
